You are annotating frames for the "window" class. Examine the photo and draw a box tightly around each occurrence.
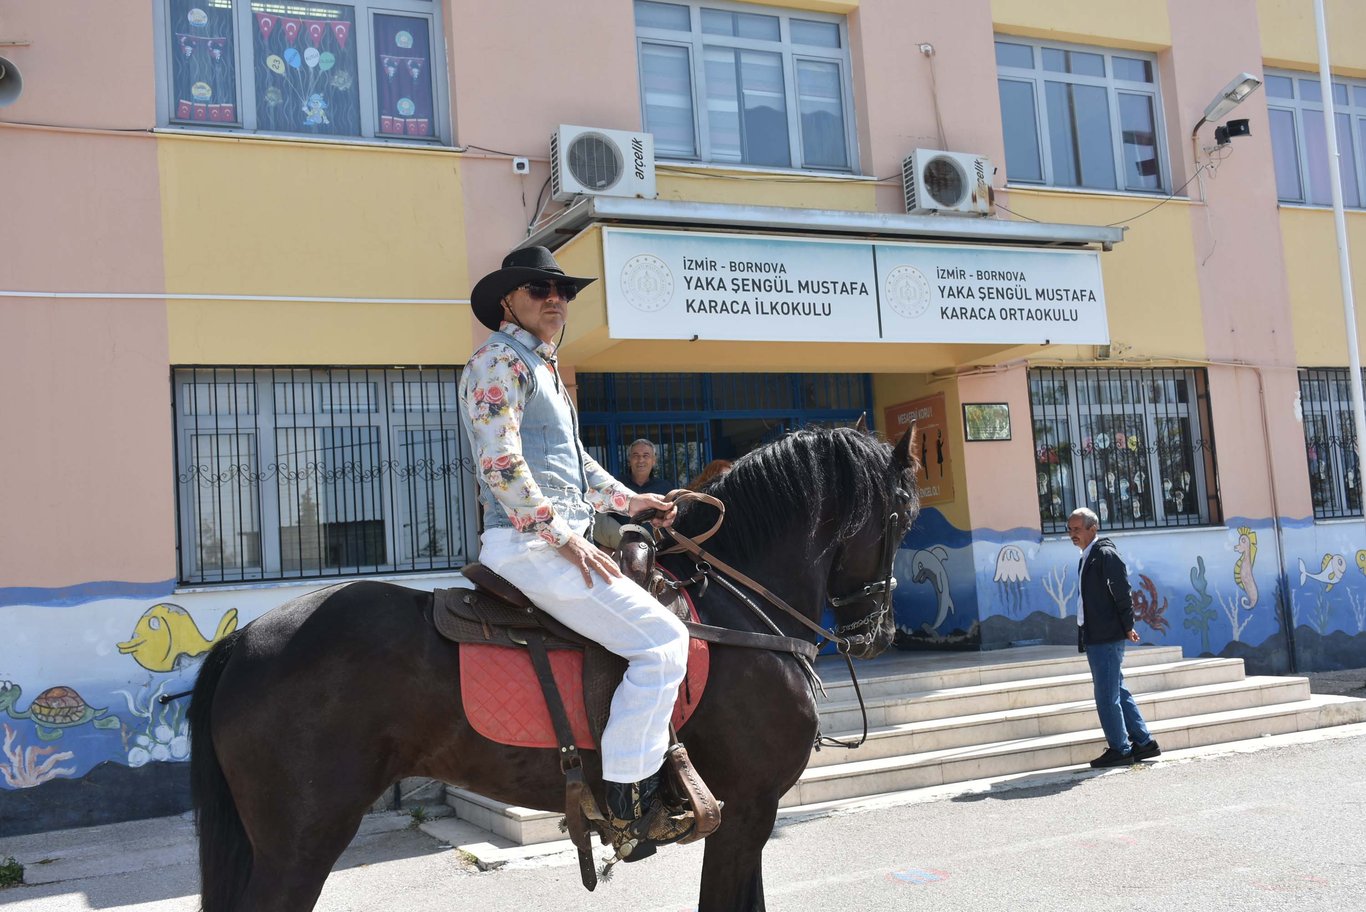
[1265,71,1364,207]
[173,367,476,584]
[634,0,856,171]
[1299,368,1366,518]
[995,38,1166,193]
[1029,368,1220,533]
[162,0,447,142]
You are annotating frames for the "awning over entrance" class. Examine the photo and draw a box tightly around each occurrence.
[530,197,1124,374]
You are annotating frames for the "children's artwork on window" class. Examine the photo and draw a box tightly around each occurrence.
[374,15,435,138]
[251,2,360,137]
[171,1,238,124]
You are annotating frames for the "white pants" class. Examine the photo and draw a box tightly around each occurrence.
[477,527,690,783]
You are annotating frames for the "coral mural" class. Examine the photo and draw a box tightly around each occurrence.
[2,724,75,788]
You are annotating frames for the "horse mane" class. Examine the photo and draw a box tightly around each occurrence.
[674,426,896,563]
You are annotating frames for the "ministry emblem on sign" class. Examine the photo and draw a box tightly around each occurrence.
[620,254,674,312]
[884,265,931,319]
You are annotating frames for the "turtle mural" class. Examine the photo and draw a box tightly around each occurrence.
[0,681,120,741]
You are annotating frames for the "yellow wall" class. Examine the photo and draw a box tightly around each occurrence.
[159,134,472,364]
[1260,0,1366,75]
[873,373,972,531]
[1283,208,1366,366]
[997,189,1205,362]
[655,168,879,211]
[992,0,1170,51]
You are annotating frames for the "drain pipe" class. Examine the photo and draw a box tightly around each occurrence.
[1253,365,1297,672]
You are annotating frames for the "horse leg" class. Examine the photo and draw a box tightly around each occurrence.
[226,766,380,912]
[696,796,780,912]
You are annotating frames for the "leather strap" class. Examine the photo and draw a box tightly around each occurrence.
[523,631,597,891]
[682,620,819,660]
[662,528,847,648]
[654,491,726,553]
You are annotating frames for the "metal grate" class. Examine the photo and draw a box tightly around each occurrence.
[1028,367,1221,533]
[1299,367,1365,519]
[173,367,476,585]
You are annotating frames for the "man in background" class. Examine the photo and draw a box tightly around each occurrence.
[1068,507,1161,769]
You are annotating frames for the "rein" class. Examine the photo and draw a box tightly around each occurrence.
[659,500,904,751]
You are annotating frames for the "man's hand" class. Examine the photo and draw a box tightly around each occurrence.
[629,492,678,528]
[1127,629,1140,643]
[556,533,623,588]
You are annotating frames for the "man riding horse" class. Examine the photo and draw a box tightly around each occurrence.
[459,245,687,852]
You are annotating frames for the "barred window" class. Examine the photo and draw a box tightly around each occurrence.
[1029,368,1221,533]
[1299,368,1365,519]
[173,367,477,585]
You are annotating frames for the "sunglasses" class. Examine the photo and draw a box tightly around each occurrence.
[519,280,579,303]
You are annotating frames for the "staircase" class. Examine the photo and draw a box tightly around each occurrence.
[444,645,1366,845]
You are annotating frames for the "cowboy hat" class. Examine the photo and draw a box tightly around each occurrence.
[469,246,597,331]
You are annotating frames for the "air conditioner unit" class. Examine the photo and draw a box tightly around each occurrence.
[902,149,995,216]
[550,125,657,203]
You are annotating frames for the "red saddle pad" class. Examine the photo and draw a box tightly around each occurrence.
[460,595,709,750]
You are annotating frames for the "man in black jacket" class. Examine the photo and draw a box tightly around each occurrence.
[1068,507,1161,768]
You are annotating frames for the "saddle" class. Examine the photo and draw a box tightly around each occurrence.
[433,523,721,889]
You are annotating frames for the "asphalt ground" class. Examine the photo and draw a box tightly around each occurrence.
[1,721,1364,912]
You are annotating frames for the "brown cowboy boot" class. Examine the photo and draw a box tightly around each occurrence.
[604,771,695,862]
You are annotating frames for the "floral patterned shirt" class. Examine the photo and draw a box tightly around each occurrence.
[461,323,634,547]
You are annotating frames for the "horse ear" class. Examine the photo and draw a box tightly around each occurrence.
[853,412,868,434]
[893,424,915,471]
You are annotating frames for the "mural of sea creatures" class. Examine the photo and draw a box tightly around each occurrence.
[993,545,1030,615]
[0,682,121,741]
[118,603,239,673]
[910,546,955,634]
[1130,575,1170,634]
[1,723,75,788]
[1299,553,1347,591]
[1233,526,1259,610]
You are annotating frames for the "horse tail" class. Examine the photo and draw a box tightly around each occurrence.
[189,628,251,912]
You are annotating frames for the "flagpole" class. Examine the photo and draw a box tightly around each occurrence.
[1314,0,1366,525]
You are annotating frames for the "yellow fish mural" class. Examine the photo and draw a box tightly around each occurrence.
[118,603,238,672]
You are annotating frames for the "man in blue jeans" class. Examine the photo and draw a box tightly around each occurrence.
[1068,507,1162,768]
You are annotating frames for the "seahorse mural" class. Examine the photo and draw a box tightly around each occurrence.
[1234,526,1258,610]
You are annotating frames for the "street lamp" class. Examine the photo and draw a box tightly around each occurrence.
[1190,72,1262,137]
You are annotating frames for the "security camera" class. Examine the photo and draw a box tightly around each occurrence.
[512,157,530,174]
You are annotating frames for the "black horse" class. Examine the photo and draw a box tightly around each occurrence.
[189,425,918,912]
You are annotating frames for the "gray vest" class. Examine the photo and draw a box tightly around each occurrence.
[463,331,593,536]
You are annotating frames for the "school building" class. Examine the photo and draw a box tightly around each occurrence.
[2,0,1366,833]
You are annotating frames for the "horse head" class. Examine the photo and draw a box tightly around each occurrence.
[826,427,919,659]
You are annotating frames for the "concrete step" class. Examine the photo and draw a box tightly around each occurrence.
[813,645,1182,703]
[440,647,1366,847]
[805,675,1309,768]
[782,694,1366,807]
[816,658,1248,732]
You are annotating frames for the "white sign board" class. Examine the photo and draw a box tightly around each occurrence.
[602,227,1108,345]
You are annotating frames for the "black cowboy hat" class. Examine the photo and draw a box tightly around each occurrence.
[469,246,597,331]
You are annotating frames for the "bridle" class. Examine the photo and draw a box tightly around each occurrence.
[655,480,911,749]
[827,504,905,653]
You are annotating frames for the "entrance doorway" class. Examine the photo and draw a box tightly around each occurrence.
[578,372,872,487]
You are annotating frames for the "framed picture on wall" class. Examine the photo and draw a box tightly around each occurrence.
[963,403,1011,441]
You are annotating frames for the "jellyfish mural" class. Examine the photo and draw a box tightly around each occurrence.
[994,544,1031,615]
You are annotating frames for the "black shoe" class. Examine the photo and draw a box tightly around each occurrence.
[1089,747,1134,768]
[1131,739,1162,761]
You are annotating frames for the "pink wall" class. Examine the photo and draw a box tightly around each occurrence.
[1167,0,1306,520]
[0,2,156,128]
[448,1,644,297]
[851,0,1006,214]
[958,364,1043,533]
[0,0,170,589]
